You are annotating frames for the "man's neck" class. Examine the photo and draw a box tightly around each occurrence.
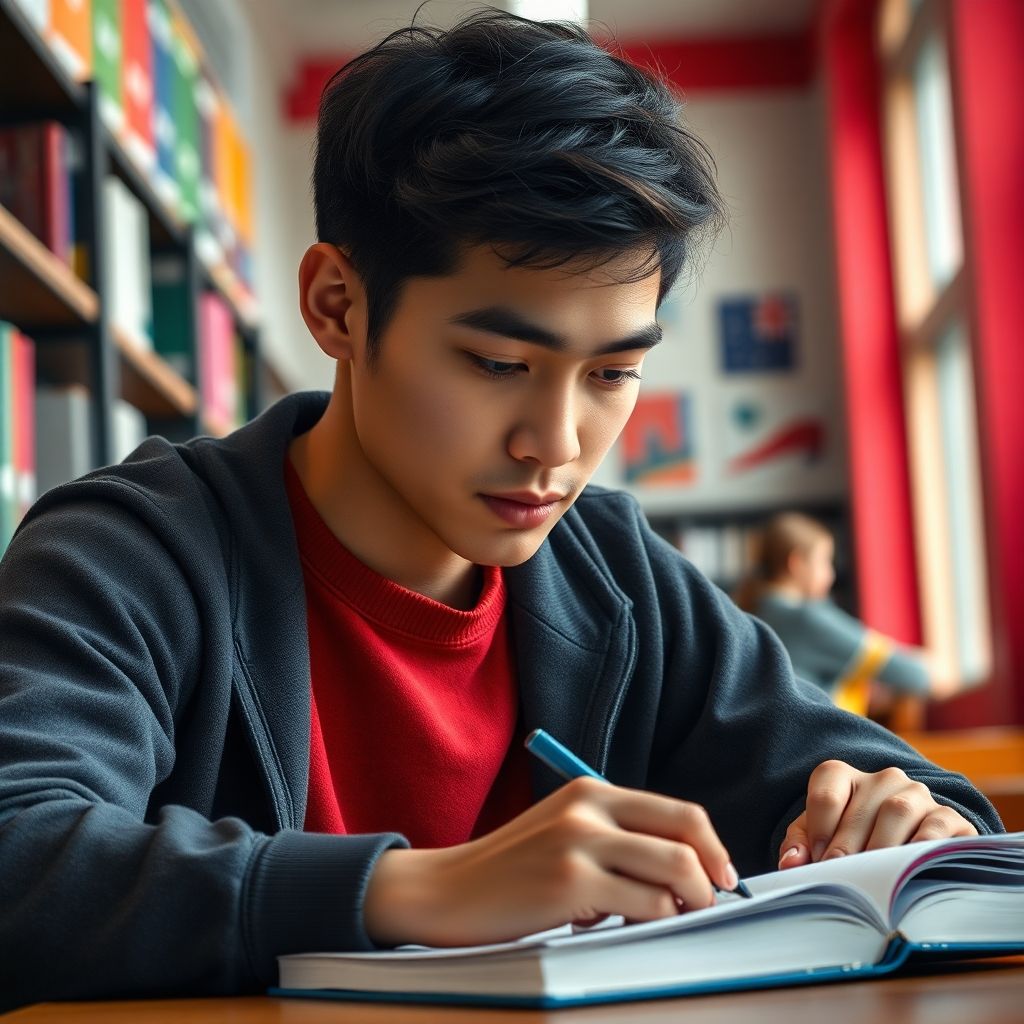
[288,399,481,611]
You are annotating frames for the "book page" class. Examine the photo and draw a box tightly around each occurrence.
[746,832,1024,925]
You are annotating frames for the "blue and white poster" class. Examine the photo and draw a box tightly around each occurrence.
[718,293,799,374]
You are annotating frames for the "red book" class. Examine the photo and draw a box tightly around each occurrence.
[12,330,36,520]
[0,123,71,265]
[121,0,155,169]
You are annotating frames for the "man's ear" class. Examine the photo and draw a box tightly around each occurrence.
[298,243,365,361]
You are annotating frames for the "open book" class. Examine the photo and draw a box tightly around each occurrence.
[273,831,1024,1009]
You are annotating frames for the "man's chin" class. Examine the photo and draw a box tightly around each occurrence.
[454,528,557,569]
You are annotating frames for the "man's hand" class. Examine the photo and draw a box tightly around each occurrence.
[364,777,741,948]
[778,760,978,869]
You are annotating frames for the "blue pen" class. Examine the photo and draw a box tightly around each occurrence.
[525,728,753,899]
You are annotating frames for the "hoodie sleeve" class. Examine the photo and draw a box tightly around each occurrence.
[0,488,406,1011]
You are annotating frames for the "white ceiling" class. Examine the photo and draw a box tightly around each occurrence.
[260,0,819,53]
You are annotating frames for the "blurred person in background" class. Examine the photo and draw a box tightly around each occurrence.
[735,512,962,717]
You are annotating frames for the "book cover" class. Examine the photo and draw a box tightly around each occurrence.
[169,8,201,224]
[148,0,178,209]
[198,292,237,430]
[0,324,16,552]
[111,398,147,464]
[91,0,123,133]
[102,175,153,350]
[0,123,73,265]
[120,0,154,171]
[34,387,93,494]
[47,0,92,81]
[151,254,193,378]
[193,71,224,268]
[12,330,36,522]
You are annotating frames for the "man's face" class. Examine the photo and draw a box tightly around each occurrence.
[343,245,661,568]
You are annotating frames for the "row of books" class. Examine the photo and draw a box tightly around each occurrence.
[1,324,151,555]
[0,122,80,273]
[105,177,246,429]
[10,0,255,294]
[672,523,760,586]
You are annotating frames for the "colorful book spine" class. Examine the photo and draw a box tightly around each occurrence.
[0,123,74,267]
[148,0,177,209]
[151,253,193,378]
[12,330,36,521]
[91,0,123,133]
[0,324,16,551]
[198,292,237,430]
[47,0,93,81]
[0,324,35,551]
[169,7,201,224]
[193,70,223,267]
[121,0,155,171]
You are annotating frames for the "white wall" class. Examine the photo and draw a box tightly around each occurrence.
[243,1,335,393]
[590,84,848,513]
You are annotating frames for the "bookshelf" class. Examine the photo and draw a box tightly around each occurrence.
[0,0,277,552]
[646,498,857,612]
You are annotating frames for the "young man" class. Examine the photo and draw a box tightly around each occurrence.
[0,9,999,1010]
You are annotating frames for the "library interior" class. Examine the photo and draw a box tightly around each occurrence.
[0,0,1022,1019]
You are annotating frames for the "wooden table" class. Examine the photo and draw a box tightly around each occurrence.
[8,958,1024,1024]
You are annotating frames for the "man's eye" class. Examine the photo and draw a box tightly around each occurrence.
[594,367,643,386]
[469,355,523,378]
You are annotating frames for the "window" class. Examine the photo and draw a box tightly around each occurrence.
[878,0,991,687]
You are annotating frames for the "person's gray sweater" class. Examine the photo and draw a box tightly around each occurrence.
[0,391,1000,1009]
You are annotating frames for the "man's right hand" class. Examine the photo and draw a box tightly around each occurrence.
[363,776,740,948]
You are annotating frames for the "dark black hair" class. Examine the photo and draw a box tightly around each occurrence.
[313,6,727,361]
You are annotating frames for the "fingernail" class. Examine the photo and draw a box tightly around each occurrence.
[724,862,740,891]
[779,846,801,865]
[812,840,826,861]
[824,848,846,860]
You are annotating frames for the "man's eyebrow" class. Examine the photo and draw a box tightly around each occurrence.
[447,306,662,355]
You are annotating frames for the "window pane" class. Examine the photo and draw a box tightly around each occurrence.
[913,33,964,288]
[936,322,991,683]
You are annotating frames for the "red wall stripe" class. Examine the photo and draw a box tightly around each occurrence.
[821,0,923,646]
[284,32,817,122]
[946,0,1024,724]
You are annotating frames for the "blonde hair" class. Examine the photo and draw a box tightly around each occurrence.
[733,512,833,612]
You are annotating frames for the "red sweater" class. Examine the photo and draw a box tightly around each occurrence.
[284,458,533,848]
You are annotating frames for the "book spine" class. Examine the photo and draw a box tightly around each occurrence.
[34,387,93,493]
[47,0,94,81]
[121,0,155,172]
[0,324,15,552]
[12,330,36,521]
[92,0,124,134]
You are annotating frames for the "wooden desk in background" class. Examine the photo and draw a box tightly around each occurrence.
[7,958,1024,1024]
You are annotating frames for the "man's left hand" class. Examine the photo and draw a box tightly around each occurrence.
[778,760,978,870]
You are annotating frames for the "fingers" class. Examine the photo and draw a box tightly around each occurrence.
[590,780,738,894]
[596,831,717,912]
[801,760,858,861]
[778,812,811,869]
[788,761,981,867]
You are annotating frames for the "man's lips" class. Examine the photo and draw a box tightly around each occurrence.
[479,491,567,528]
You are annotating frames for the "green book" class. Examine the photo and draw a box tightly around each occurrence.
[0,322,15,552]
[171,19,201,224]
[91,0,123,133]
[151,257,194,379]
